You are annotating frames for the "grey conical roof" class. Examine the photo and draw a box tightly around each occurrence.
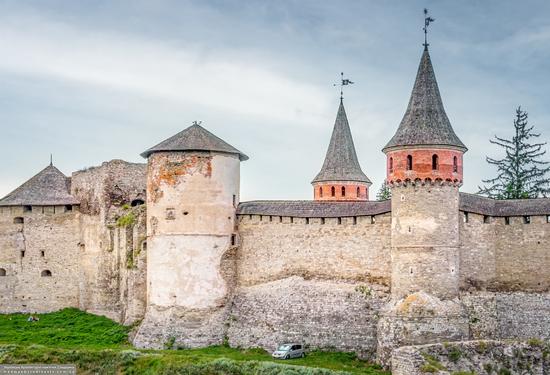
[312,100,371,184]
[383,48,467,152]
[141,123,249,160]
[0,164,78,207]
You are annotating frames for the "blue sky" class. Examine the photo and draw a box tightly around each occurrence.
[1,0,550,200]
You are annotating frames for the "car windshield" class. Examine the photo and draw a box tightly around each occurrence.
[278,345,291,351]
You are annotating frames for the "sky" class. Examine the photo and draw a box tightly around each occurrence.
[1,0,550,201]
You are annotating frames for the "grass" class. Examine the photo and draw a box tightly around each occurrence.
[0,309,389,375]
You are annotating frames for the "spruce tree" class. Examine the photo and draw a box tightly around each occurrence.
[478,106,550,199]
[376,181,392,200]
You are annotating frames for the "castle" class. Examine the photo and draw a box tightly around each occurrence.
[1,44,549,371]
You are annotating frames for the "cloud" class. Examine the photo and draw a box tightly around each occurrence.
[0,10,331,126]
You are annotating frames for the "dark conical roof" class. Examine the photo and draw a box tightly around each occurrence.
[0,164,78,207]
[141,123,249,160]
[383,48,467,152]
[312,100,371,184]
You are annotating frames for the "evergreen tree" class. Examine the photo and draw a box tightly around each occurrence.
[478,106,550,199]
[376,181,392,200]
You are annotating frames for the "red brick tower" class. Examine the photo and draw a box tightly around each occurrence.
[312,99,371,201]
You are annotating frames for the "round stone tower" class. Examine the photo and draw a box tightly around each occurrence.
[133,122,248,349]
[377,47,469,366]
[312,99,371,201]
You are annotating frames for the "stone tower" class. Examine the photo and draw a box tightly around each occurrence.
[377,47,469,365]
[312,99,371,200]
[133,123,248,349]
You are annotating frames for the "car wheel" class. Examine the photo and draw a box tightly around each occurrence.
[301,353,305,358]
[284,354,289,360]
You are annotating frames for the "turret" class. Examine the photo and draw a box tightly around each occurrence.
[312,99,371,201]
[134,122,248,349]
[377,45,469,366]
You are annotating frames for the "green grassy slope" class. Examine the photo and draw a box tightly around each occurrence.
[0,309,389,375]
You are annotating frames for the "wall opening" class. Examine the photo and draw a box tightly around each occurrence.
[331,186,335,197]
[269,216,273,222]
[406,155,413,171]
[131,199,145,207]
[142,241,147,251]
[353,217,357,225]
[0,268,6,276]
[341,187,346,197]
[523,216,531,224]
[279,216,283,223]
[232,195,236,207]
[41,251,45,257]
[337,217,342,225]
[389,157,393,173]
[483,215,490,224]
[13,217,24,224]
[432,154,439,170]
[290,217,294,224]
[20,250,25,258]
[371,215,376,224]
[231,234,236,246]
[505,216,510,225]
[547,215,550,223]
[41,270,52,277]
[319,187,323,198]
[23,205,32,213]
[305,218,310,224]
[65,205,73,211]
[321,218,325,225]
[453,156,458,173]
[463,212,469,223]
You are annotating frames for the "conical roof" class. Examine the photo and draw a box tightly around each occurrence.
[0,164,78,207]
[312,100,371,184]
[383,48,467,152]
[141,123,249,160]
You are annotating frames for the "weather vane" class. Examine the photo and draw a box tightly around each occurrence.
[192,120,202,126]
[423,8,435,49]
[333,72,354,101]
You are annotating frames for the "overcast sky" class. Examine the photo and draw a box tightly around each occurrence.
[1,0,550,201]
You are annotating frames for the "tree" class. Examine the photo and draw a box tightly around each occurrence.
[376,181,392,200]
[478,106,550,199]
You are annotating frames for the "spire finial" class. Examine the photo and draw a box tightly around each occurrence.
[49,154,53,166]
[423,8,435,50]
[192,120,202,126]
[333,72,354,101]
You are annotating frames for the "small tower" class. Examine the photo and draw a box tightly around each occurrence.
[134,122,248,349]
[377,45,469,365]
[312,99,371,200]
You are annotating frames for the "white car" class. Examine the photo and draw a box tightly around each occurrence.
[272,343,306,359]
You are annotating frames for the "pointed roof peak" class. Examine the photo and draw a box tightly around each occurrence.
[312,100,371,184]
[141,122,249,160]
[0,163,78,207]
[383,48,467,153]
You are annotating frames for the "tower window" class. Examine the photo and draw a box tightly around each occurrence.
[331,186,335,197]
[321,218,325,225]
[356,187,361,197]
[231,234,236,246]
[41,270,52,277]
[305,218,310,224]
[432,154,439,170]
[65,205,73,211]
[23,205,32,213]
[483,215,490,224]
[337,217,342,225]
[453,156,458,173]
[319,187,323,198]
[41,251,45,257]
[505,217,510,225]
[353,217,357,225]
[523,216,531,224]
[341,187,346,197]
[463,212,469,223]
[389,157,394,173]
[232,195,236,207]
[547,215,550,223]
[131,199,145,207]
[406,155,413,171]
[21,250,25,258]
[371,216,376,224]
[0,268,6,276]
[13,217,24,224]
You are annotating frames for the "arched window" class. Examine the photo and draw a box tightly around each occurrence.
[0,268,6,276]
[319,187,323,198]
[389,157,394,173]
[131,199,145,207]
[13,217,24,224]
[341,187,346,197]
[356,187,361,197]
[406,155,413,171]
[453,156,458,173]
[331,186,335,197]
[41,270,52,277]
[432,154,439,170]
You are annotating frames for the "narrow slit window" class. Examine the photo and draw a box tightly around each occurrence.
[483,215,490,224]
[41,251,45,257]
[353,217,357,225]
[432,154,439,170]
[371,216,376,224]
[231,234,236,246]
[406,155,413,171]
[341,187,346,197]
[505,217,510,225]
[547,215,550,223]
[389,157,393,173]
[337,217,342,225]
[321,218,325,225]
[453,156,458,173]
[463,212,469,223]
[305,218,310,224]
[356,187,361,197]
[319,187,323,198]
[290,217,294,224]
[331,186,335,197]
[21,250,25,258]
[523,216,531,224]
